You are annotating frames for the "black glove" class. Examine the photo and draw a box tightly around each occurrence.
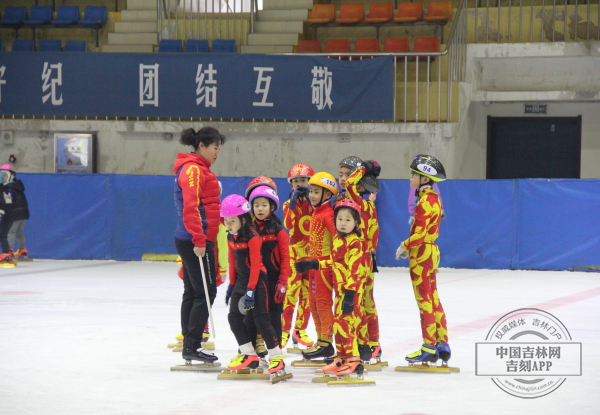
[341,289,356,315]
[297,186,310,198]
[371,252,379,273]
[295,259,319,274]
[362,160,381,178]
[225,284,234,305]
[244,288,255,311]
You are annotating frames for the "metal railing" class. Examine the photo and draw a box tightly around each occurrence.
[470,0,600,43]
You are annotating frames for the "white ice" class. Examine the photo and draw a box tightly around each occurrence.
[1,260,598,415]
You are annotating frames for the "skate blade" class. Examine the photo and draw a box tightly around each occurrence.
[0,262,16,267]
[363,361,388,371]
[315,368,368,374]
[271,372,293,384]
[170,362,222,372]
[218,369,269,380]
[167,342,182,348]
[286,346,303,354]
[395,364,451,374]
[441,362,460,373]
[14,258,33,262]
[291,360,326,368]
[312,375,335,383]
[201,342,215,350]
[172,347,183,352]
[328,376,376,387]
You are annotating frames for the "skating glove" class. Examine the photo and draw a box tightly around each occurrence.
[341,290,356,314]
[408,216,414,226]
[244,288,255,311]
[274,280,286,303]
[362,160,381,178]
[289,186,310,210]
[395,244,409,260]
[295,259,319,274]
[225,284,234,305]
[371,252,379,273]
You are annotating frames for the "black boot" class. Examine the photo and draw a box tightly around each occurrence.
[302,340,334,360]
[358,344,372,362]
[182,348,218,363]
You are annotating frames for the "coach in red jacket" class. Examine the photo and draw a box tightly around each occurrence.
[173,126,225,362]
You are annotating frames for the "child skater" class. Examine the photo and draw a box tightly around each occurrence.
[248,186,291,346]
[296,199,369,376]
[395,155,450,365]
[297,172,338,360]
[221,194,286,377]
[3,165,29,260]
[281,163,315,348]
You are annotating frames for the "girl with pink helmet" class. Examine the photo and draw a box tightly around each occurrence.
[0,164,17,266]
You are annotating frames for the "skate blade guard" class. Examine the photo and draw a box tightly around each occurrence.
[291,359,326,368]
[286,346,303,354]
[218,368,270,380]
[395,363,452,374]
[171,361,222,372]
[171,341,214,352]
[14,258,33,262]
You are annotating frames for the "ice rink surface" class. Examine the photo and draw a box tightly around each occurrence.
[1,260,598,415]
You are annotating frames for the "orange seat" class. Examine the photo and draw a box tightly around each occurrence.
[335,3,364,24]
[383,38,410,53]
[307,4,335,24]
[423,1,452,22]
[364,3,393,23]
[296,40,321,53]
[394,2,422,22]
[325,39,350,53]
[414,37,440,53]
[355,38,380,53]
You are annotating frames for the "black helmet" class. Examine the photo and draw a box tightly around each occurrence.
[410,155,446,182]
[339,156,363,170]
[359,174,380,194]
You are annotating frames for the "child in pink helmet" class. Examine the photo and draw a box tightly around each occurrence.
[0,164,16,265]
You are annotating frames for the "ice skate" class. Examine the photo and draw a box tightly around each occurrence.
[218,354,269,380]
[395,344,451,374]
[312,357,343,383]
[0,251,15,267]
[293,329,314,347]
[437,342,460,373]
[268,355,293,384]
[292,340,333,367]
[363,343,388,371]
[14,249,32,262]
[255,335,268,358]
[286,332,302,354]
[281,331,290,348]
[201,330,215,350]
[328,357,376,387]
[171,348,221,372]
[168,333,184,348]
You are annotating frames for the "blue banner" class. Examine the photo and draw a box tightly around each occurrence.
[0,53,394,121]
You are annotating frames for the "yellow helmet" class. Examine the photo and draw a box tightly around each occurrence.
[309,172,339,196]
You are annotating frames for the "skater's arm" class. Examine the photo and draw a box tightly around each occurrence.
[283,199,294,231]
[402,195,435,250]
[346,166,366,206]
[228,240,237,286]
[247,236,264,290]
[178,164,207,247]
[343,237,364,291]
[276,229,291,284]
[368,207,380,252]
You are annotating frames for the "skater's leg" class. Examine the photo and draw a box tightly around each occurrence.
[297,271,311,330]
[409,247,437,346]
[363,272,380,345]
[281,258,302,334]
[309,270,322,340]
[0,211,14,254]
[7,220,19,251]
[333,293,360,359]
[315,268,334,342]
[16,220,26,250]
[228,292,253,346]
[252,281,280,350]
[268,280,283,345]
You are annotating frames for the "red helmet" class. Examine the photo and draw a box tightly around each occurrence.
[287,163,315,183]
[334,198,362,223]
[245,176,277,199]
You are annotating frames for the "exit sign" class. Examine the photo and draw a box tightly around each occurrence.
[525,104,547,114]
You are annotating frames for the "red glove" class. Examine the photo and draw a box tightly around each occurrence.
[274,280,286,304]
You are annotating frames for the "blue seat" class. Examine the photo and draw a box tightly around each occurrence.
[51,6,80,25]
[65,40,87,52]
[0,6,27,25]
[23,6,52,25]
[79,6,107,26]
[185,39,209,53]
[12,39,35,52]
[158,39,183,53]
[38,39,62,52]
[212,39,236,53]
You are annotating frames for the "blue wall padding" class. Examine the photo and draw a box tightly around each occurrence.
[16,173,600,270]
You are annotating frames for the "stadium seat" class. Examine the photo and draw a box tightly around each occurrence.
[307,4,335,24]
[23,6,52,26]
[79,6,107,26]
[12,39,35,51]
[414,37,440,53]
[0,6,27,25]
[355,38,380,53]
[65,40,87,52]
[394,2,423,22]
[185,39,209,53]
[38,39,62,52]
[51,6,80,26]
[158,39,183,53]
[365,3,393,23]
[336,3,364,24]
[212,39,236,53]
[296,40,321,53]
[383,37,410,53]
[423,1,452,22]
[325,39,350,53]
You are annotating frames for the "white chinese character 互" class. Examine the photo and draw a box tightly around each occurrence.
[253,67,274,107]
[311,66,333,110]
[42,62,63,105]
[0,66,6,103]
[139,64,159,107]
[196,64,217,107]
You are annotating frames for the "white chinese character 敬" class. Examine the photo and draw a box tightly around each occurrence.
[196,63,217,108]
[253,67,274,107]
[311,66,333,111]
[42,62,63,105]
[139,64,159,107]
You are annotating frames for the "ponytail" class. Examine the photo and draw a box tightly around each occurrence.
[180,127,226,150]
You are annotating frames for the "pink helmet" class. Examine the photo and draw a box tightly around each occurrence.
[249,185,280,210]
[0,164,15,172]
[220,194,251,217]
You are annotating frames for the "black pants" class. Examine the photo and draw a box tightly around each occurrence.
[0,207,14,254]
[228,279,279,351]
[268,280,283,345]
[176,238,217,351]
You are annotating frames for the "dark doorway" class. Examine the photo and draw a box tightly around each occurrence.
[487,116,581,179]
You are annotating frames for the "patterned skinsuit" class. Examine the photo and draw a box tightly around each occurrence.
[281,198,313,334]
[308,202,336,343]
[401,186,448,346]
[345,166,380,346]
[319,232,370,359]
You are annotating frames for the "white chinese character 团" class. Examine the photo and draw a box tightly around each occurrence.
[253,67,274,107]
[42,62,63,105]
[196,64,217,107]
[311,66,333,110]
[0,66,6,103]
[139,64,159,107]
